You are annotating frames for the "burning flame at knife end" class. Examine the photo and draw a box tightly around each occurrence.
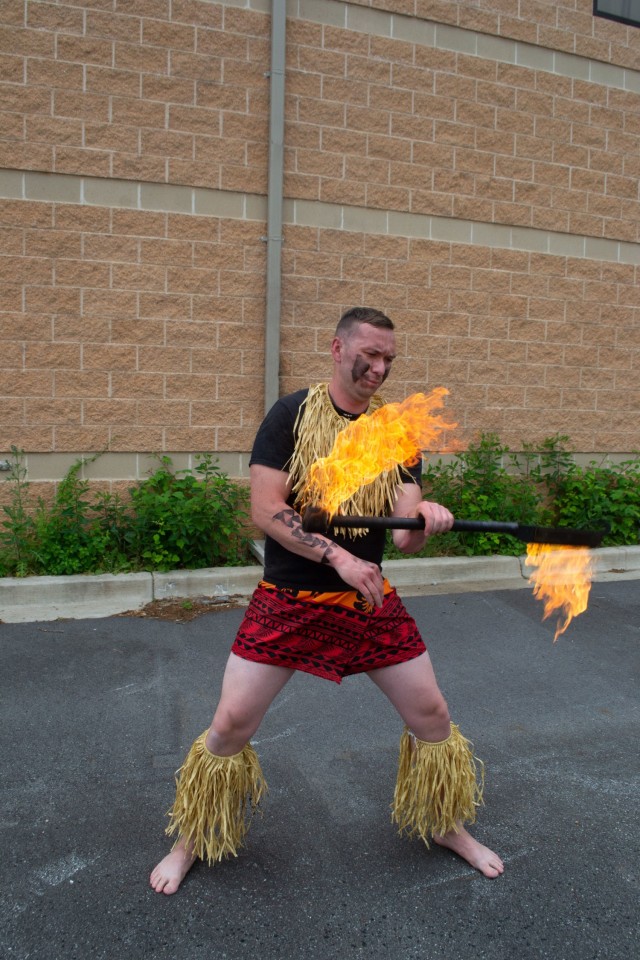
[526,543,595,642]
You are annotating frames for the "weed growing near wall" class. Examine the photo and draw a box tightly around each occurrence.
[0,449,250,577]
[384,433,640,560]
[1,436,638,576]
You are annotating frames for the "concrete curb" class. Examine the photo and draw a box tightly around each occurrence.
[1,545,639,624]
[382,554,524,595]
[0,572,154,624]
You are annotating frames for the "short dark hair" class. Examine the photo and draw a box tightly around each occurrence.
[335,307,394,337]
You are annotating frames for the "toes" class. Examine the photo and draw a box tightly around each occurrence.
[150,870,170,894]
[154,876,177,895]
[484,858,504,878]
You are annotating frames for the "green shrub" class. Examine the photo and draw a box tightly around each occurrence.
[552,458,640,546]
[25,454,128,576]
[0,447,37,577]
[126,455,250,571]
[0,450,250,577]
[2,437,638,577]
[406,433,544,557]
[384,433,640,560]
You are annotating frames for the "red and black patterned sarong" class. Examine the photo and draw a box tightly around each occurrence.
[231,580,426,684]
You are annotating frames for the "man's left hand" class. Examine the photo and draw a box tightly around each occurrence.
[413,500,454,536]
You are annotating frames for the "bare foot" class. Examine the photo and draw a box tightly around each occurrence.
[150,839,197,895]
[433,825,504,878]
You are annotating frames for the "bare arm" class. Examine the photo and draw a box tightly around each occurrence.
[390,482,454,555]
[250,463,386,607]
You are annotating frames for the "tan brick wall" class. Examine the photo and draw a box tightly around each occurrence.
[0,194,267,458]
[0,0,639,486]
[352,0,640,67]
[0,0,270,191]
[2,2,638,234]
[284,4,640,243]
[278,223,640,452]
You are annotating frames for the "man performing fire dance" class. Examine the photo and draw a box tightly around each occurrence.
[150,307,504,894]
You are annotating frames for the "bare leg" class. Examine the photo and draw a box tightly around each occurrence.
[368,653,504,878]
[150,654,294,895]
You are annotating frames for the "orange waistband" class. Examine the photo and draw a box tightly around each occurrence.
[259,578,392,610]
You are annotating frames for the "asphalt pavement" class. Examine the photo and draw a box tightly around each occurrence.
[1,580,638,960]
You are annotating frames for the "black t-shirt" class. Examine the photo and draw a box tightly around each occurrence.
[249,388,422,590]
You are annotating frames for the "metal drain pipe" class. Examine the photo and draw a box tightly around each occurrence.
[263,0,287,414]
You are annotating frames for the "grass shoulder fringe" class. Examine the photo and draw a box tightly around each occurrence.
[165,732,267,865]
[391,723,484,846]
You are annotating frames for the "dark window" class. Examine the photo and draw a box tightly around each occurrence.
[594,0,640,26]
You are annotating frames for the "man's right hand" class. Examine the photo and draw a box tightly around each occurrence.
[331,551,385,608]
[249,465,386,606]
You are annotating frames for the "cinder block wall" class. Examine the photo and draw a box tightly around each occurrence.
[1,0,639,495]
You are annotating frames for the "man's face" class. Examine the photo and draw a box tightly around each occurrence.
[334,323,397,401]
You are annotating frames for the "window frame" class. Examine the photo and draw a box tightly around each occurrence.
[593,0,640,28]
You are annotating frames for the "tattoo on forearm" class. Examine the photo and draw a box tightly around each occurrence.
[273,508,298,530]
[273,508,336,564]
[318,543,337,565]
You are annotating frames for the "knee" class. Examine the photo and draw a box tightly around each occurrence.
[411,696,451,742]
[207,706,257,753]
[427,696,451,731]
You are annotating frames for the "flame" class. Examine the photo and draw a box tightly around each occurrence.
[526,543,594,641]
[302,387,456,516]
[300,388,594,642]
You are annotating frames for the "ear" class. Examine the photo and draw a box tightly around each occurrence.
[330,336,343,362]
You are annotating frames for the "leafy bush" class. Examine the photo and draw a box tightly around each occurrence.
[523,435,640,545]
[24,454,129,576]
[0,447,37,577]
[406,433,544,557]
[127,455,250,571]
[0,450,250,577]
[2,436,638,577]
[384,433,640,560]
[551,458,640,546]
